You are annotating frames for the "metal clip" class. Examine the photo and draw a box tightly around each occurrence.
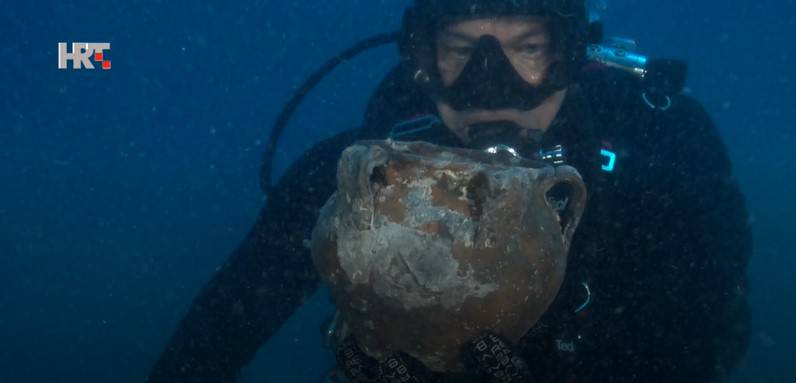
[539,145,567,165]
[484,144,520,158]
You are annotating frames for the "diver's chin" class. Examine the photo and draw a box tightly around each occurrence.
[466,120,523,139]
[462,118,534,143]
[468,120,525,129]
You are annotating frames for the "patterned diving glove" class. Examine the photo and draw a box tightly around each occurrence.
[334,332,535,383]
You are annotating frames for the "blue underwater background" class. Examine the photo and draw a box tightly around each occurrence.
[0,0,794,382]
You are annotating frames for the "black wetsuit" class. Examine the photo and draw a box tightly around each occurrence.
[147,66,752,383]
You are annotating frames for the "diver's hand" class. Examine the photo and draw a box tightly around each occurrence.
[335,332,533,383]
[336,336,440,383]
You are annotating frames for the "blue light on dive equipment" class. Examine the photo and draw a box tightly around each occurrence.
[587,37,648,78]
[600,148,617,172]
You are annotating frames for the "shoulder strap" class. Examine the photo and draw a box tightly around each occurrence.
[360,64,438,139]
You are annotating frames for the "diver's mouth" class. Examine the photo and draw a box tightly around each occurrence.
[469,120,525,130]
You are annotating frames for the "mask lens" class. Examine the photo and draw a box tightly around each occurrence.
[438,35,559,111]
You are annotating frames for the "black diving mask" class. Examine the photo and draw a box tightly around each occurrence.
[437,35,563,111]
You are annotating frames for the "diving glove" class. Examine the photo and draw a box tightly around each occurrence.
[332,332,534,383]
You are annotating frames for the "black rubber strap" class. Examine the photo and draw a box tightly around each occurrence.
[337,336,440,383]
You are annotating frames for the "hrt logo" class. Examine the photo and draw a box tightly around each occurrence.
[58,42,111,70]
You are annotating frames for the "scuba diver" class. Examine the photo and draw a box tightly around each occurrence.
[147,0,752,382]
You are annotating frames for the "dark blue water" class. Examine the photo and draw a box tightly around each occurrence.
[0,1,793,382]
